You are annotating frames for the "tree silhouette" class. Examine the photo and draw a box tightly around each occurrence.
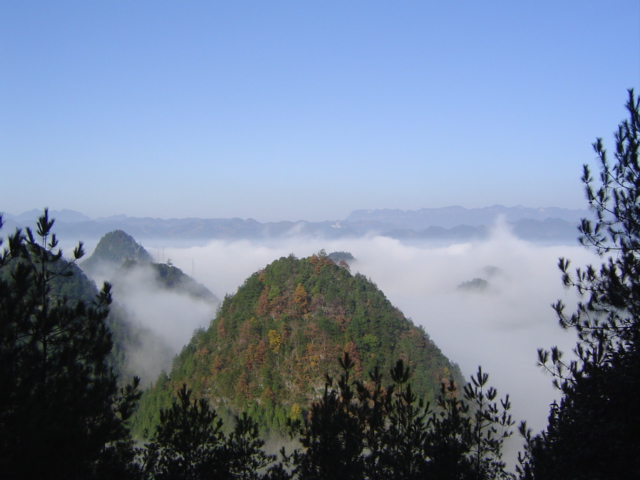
[143,384,275,480]
[518,90,640,479]
[284,353,513,480]
[288,353,367,480]
[0,209,141,479]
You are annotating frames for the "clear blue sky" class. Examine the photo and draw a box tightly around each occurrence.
[1,1,638,222]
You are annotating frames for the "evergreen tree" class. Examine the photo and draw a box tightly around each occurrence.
[287,354,367,480]
[0,210,141,479]
[143,384,275,480]
[285,353,513,480]
[518,90,640,479]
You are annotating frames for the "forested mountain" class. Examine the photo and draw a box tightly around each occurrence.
[83,229,218,305]
[133,252,462,436]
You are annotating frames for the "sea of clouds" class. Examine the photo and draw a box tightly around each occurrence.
[79,220,599,466]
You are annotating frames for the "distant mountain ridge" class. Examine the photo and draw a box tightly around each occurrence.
[345,205,588,229]
[2,205,589,243]
[2,208,92,224]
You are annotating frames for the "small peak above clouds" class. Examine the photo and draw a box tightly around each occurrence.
[327,251,355,264]
[77,229,220,384]
[457,277,491,292]
[82,230,154,278]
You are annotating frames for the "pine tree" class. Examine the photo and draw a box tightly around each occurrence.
[518,90,640,479]
[284,353,513,480]
[143,384,275,480]
[0,209,141,479]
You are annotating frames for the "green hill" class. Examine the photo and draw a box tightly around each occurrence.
[133,252,462,436]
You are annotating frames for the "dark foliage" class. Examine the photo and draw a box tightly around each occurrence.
[143,384,275,480]
[0,210,141,480]
[518,90,640,479]
[282,353,514,480]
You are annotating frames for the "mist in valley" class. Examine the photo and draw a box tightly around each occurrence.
[82,252,220,385]
[76,219,599,464]
[129,220,596,463]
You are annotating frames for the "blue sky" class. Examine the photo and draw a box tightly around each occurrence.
[1,1,638,222]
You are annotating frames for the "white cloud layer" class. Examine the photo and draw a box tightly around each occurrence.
[110,265,218,353]
[133,222,598,465]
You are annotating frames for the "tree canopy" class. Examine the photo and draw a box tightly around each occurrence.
[518,90,640,480]
[0,210,141,479]
[133,251,463,438]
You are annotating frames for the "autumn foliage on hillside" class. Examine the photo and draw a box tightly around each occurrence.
[134,252,462,436]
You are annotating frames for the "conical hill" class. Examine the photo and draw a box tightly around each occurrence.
[135,252,462,435]
[82,230,153,276]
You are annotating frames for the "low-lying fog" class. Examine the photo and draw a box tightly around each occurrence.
[83,221,598,465]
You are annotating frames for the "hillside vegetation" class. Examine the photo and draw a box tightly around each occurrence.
[79,230,219,384]
[134,252,462,436]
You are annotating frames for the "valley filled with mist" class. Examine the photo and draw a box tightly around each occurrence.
[2,193,634,478]
[158,227,592,461]
[21,206,597,466]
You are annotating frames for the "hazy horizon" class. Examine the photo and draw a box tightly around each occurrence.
[2,202,590,223]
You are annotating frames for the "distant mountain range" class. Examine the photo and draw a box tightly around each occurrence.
[345,205,588,228]
[1,205,590,244]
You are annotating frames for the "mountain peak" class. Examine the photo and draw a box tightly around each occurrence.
[133,252,462,436]
[82,230,153,275]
